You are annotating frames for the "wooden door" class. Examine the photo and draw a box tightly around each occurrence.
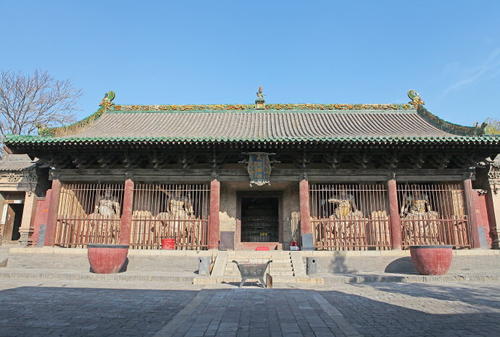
[2,205,15,241]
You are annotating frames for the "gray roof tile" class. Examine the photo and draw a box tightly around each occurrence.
[69,109,454,139]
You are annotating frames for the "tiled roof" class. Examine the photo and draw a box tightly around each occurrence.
[4,104,499,148]
[493,154,500,168]
[0,154,35,171]
[63,109,454,139]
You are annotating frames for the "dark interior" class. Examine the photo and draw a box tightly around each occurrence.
[10,204,24,241]
[241,197,279,242]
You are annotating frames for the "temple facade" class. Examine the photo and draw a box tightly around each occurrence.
[4,90,500,251]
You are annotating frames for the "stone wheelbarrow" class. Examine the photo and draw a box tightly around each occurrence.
[232,260,273,288]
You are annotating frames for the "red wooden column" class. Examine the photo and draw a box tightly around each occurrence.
[299,179,313,250]
[119,178,134,245]
[44,179,62,246]
[463,178,481,248]
[208,178,220,249]
[387,178,402,250]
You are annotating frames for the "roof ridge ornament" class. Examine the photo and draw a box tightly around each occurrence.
[255,86,265,109]
[99,91,116,111]
[408,89,425,107]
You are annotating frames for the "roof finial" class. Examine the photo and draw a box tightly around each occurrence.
[255,86,265,109]
[99,91,116,111]
[408,89,425,107]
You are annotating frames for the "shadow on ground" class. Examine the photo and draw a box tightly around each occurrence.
[1,284,499,337]
[384,257,417,274]
[319,286,500,337]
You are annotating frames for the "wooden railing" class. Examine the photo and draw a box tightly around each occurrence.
[401,216,470,248]
[312,216,391,250]
[54,215,121,248]
[130,218,208,250]
[54,216,208,249]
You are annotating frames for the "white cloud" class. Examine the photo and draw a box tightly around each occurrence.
[442,48,500,96]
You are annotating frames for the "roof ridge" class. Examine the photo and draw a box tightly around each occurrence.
[112,103,415,111]
[107,109,417,115]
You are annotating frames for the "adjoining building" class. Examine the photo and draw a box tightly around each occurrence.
[3,90,500,250]
[0,154,48,246]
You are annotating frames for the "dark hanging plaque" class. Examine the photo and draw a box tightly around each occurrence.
[246,152,272,186]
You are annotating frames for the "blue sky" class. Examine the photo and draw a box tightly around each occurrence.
[1,0,499,125]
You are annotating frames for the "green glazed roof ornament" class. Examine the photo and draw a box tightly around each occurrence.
[408,89,425,107]
[99,91,116,111]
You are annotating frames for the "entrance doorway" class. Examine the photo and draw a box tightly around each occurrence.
[2,203,23,242]
[241,197,279,242]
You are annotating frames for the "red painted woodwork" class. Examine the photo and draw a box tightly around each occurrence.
[255,246,270,251]
[410,245,453,275]
[119,179,134,245]
[463,179,480,248]
[31,191,51,246]
[299,179,311,235]
[208,179,220,249]
[387,179,402,249]
[45,179,61,246]
[161,238,176,250]
[474,191,492,248]
[87,244,129,274]
[237,242,281,250]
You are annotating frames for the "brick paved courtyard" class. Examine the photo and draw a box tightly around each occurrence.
[0,280,499,337]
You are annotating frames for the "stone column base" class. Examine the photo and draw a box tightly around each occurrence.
[18,230,30,247]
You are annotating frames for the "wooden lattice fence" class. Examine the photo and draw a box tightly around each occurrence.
[130,183,209,249]
[55,183,124,247]
[311,184,391,250]
[398,183,470,248]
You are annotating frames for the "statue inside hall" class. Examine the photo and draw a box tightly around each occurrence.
[95,190,121,217]
[400,192,437,217]
[327,192,362,218]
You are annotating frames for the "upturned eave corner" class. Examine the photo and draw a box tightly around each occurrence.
[36,90,117,138]
[416,105,486,136]
[407,89,486,136]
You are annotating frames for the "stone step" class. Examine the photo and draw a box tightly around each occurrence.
[3,251,203,274]
[224,268,293,275]
[227,254,291,259]
[214,276,308,284]
[225,263,292,269]
[225,268,293,274]
[229,259,290,263]
[0,268,196,283]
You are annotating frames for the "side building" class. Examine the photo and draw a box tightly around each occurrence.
[4,90,500,251]
[0,154,48,246]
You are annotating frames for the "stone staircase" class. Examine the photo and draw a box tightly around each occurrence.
[194,250,322,285]
[224,251,295,283]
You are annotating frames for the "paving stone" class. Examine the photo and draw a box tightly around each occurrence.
[1,279,500,336]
